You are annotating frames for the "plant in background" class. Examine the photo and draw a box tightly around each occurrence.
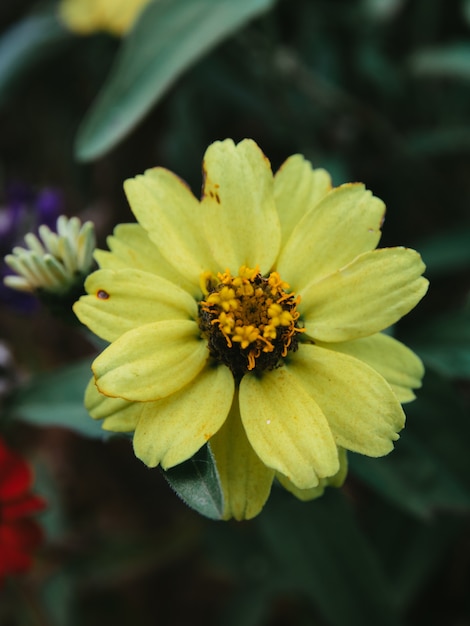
[0,0,277,161]
[0,437,45,586]
[74,138,428,520]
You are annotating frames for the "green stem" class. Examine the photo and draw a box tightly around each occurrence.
[5,576,55,626]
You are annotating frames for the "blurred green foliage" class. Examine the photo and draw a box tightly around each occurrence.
[1,0,470,624]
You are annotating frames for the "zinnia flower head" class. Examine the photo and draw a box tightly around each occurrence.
[0,438,45,585]
[74,139,428,520]
[58,0,152,35]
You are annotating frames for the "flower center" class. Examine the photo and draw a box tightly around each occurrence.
[198,265,304,379]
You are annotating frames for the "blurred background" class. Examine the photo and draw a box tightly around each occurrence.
[0,0,470,624]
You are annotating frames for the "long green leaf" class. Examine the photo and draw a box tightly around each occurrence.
[8,360,103,438]
[415,224,470,276]
[366,504,464,611]
[0,10,70,106]
[258,489,401,626]
[350,368,470,516]
[409,42,470,80]
[409,307,470,378]
[350,434,470,519]
[75,0,276,160]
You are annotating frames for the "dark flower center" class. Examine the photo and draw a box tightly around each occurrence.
[198,265,303,380]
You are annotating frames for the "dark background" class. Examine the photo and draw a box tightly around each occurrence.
[1,1,470,624]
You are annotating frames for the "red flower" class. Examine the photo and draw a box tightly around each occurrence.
[0,438,45,584]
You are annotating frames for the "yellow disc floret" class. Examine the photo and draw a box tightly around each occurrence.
[199,265,304,378]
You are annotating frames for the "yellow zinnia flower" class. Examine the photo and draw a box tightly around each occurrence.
[73,139,428,520]
[58,0,151,36]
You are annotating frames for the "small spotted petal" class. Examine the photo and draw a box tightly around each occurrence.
[239,367,339,489]
[210,391,274,520]
[74,268,197,342]
[301,247,429,342]
[133,364,234,469]
[288,344,405,456]
[92,320,208,402]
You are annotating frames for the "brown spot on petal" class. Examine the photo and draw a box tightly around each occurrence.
[97,289,109,300]
[204,181,221,205]
[201,161,208,198]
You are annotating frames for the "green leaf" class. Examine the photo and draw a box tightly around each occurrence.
[0,10,70,106]
[409,42,470,80]
[67,528,201,586]
[350,434,470,519]
[409,306,470,378]
[406,369,470,490]
[40,568,75,626]
[406,128,470,157]
[217,585,273,626]
[8,360,103,438]
[360,0,404,22]
[75,0,276,160]
[366,504,465,611]
[350,369,470,516]
[415,223,470,275]
[464,0,470,26]
[162,444,224,520]
[258,489,401,626]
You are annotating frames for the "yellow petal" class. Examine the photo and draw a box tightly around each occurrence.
[317,333,424,403]
[288,344,405,456]
[93,320,208,402]
[95,223,196,295]
[59,0,149,35]
[239,367,339,489]
[74,268,197,342]
[301,247,429,342]
[84,377,142,432]
[277,183,385,291]
[98,0,149,35]
[210,390,274,520]
[58,0,102,34]
[276,447,348,501]
[124,168,216,288]
[274,155,331,247]
[201,139,281,274]
[276,474,326,501]
[133,364,234,468]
